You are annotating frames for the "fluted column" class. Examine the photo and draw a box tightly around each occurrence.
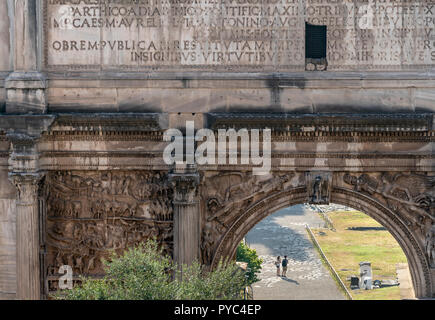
[0,115,55,300]
[7,131,42,300]
[169,164,201,267]
[9,173,42,300]
[7,132,42,300]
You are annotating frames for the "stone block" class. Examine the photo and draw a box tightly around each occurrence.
[0,1,11,72]
[5,72,47,114]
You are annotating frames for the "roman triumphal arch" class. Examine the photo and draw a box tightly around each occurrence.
[1,113,432,300]
[0,1,434,300]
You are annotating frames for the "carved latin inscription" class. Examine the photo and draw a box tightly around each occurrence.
[44,0,435,71]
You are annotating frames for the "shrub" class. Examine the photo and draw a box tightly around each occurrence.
[56,239,246,300]
[236,241,263,285]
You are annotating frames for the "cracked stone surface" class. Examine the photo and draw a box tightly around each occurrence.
[245,204,345,300]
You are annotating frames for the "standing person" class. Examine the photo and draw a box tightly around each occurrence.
[282,255,288,277]
[275,256,281,276]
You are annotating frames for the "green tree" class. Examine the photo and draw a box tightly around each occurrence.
[236,241,263,285]
[56,240,246,300]
[175,261,246,300]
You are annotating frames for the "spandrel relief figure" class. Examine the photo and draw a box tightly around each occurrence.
[343,172,435,250]
[312,176,323,202]
[201,172,297,265]
[429,237,435,268]
[425,224,435,268]
[206,172,295,223]
[343,173,379,195]
[206,198,229,231]
[344,173,434,221]
[201,229,215,265]
[306,172,331,205]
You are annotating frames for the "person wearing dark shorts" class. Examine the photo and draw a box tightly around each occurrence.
[282,256,288,277]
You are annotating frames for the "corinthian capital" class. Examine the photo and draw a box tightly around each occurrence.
[8,173,43,203]
[169,164,200,205]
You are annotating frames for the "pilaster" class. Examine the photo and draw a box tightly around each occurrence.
[5,0,46,114]
[0,115,55,299]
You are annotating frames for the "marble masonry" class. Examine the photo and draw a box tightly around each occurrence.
[0,0,433,299]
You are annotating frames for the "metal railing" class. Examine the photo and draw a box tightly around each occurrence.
[309,222,330,229]
[313,206,336,231]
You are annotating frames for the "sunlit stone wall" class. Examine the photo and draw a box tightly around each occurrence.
[44,0,435,71]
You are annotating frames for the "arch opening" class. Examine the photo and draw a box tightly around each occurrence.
[210,187,432,299]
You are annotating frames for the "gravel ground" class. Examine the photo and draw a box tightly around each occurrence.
[245,204,345,300]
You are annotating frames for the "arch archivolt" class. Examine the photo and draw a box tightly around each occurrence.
[201,171,434,298]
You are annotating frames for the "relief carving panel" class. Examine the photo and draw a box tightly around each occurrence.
[201,171,297,264]
[43,171,173,293]
[306,172,331,205]
[342,172,435,268]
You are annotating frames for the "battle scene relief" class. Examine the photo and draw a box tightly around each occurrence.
[43,171,174,293]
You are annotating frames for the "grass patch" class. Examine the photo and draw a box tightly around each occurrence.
[312,210,408,300]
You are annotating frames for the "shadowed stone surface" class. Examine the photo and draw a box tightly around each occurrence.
[245,204,345,300]
[397,263,416,300]
[0,0,434,301]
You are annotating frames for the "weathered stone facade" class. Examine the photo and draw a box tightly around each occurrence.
[0,0,434,300]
